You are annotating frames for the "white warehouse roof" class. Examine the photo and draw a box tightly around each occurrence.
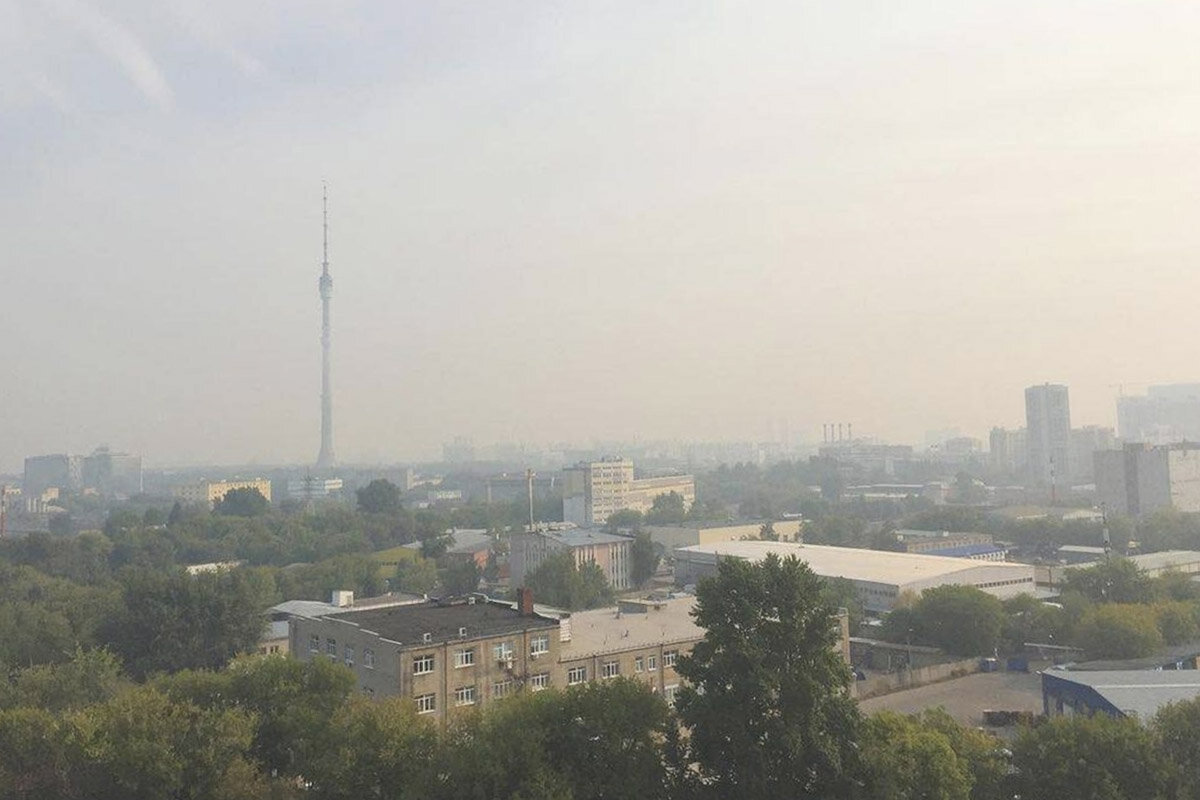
[675,540,1032,587]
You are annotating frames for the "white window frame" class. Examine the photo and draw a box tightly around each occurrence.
[663,650,678,668]
[454,685,477,706]
[344,645,355,666]
[664,684,679,704]
[415,693,436,714]
[530,634,549,656]
[363,648,375,669]
[413,654,435,675]
[634,657,644,673]
[567,666,587,685]
[530,672,550,691]
[455,647,476,669]
[493,679,514,698]
[493,642,514,662]
[647,655,658,672]
[602,660,620,679]
[309,635,320,654]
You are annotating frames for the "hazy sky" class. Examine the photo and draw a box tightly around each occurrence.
[5,1,1200,471]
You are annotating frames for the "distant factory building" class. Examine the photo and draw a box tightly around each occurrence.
[674,541,1036,612]
[1043,669,1200,720]
[511,528,633,590]
[287,477,344,500]
[643,520,803,551]
[562,458,694,527]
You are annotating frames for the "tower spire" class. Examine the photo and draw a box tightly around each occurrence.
[316,183,336,469]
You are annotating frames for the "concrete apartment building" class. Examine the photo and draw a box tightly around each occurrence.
[24,447,143,497]
[510,528,633,590]
[674,541,1036,612]
[562,458,694,527]
[172,478,273,508]
[1095,442,1200,516]
[290,591,563,721]
[1026,383,1072,486]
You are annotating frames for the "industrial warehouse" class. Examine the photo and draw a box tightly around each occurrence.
[673,541,1037,612]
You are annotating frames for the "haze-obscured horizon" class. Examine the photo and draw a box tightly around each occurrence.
[5,1,1200,472]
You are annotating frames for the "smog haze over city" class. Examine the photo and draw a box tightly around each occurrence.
[6,1,1200,470]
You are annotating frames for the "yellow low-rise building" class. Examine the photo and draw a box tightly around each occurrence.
[172,478,272,508]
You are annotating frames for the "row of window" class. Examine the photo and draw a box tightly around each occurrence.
[416,674,552,715]
[976,577,1034,589]
[413,636,551,676]
[310,636,376,669]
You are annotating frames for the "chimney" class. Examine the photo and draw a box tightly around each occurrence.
[517,586,534,616]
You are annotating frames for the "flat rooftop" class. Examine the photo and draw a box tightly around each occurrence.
[1128,551,1200,571]
[326,598,559,647]
[562,597,703,658]
[675,541,1033,586]
[1044,668,1200,719]
[540,529,632,547]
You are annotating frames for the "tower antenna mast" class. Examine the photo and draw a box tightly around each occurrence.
[316,183,337,469]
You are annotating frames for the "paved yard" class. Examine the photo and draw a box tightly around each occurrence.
[857,671,1044,727]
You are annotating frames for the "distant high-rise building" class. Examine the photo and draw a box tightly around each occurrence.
[1095,442,1200,516]
[1069,426,1116,483]
[1116,384,1200,444]
[23,454,83,496]
[1025,384,1071,487]
[83,446,142,496]
[989,427,1028,474]
[316,185,337,470]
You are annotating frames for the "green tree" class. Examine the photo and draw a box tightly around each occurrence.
[856,711,972,800]
[904,585,1006,657]
[1001,593,1069,653]
[305,696,437,800]
[674,553,860,799]
[393,557,438,595]
[0,707,71,800]
[214,488,270,518]
[1063,558,1155,605]
[1154,601,1199,645]
[102,568,266,679]
[820,576,865,636]
[917,709,1009,800]
[605,509,644,532]
[1073,603,1164,660]
[524,551,614,611]
[1155,697,1200,800]
[1009,713,1171,800]
[644,491,687,525]
[355,479,402,515]
[630,532,660,587]
[440,559,481,596]
[2,648,128,712]
[759,521,779,541]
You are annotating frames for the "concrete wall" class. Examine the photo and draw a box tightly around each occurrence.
[852,657,980,700]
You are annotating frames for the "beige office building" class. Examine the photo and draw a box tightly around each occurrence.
[172,478,273,508]
[563,458,694,527]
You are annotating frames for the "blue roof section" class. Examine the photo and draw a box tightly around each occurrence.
[1043,669,1200,719]
[925,544,1007,558]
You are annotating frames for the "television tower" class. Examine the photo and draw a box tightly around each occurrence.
[316,184,337,469]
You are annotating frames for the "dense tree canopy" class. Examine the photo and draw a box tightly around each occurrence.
[523,551,614,611]
[355,479,403,515]
[213,488,270,518]
[675,553,860,799]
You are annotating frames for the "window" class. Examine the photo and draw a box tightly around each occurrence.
[455,648,475,668]
[326,638,337,658]
[309,635,320,653]
[413,654,435,675]
[601,661,620,679]
[647,655,658,672]
[634,657,644,673]
[664,685,679,705]
[344,645,355,666]
[492,679,514,698]
[567,666,587,685]
[454,685,477,706]
[363,648,375,669]
[530,672,550,691]
[530,634,549,656]
[493,642,514,662]
[663,650,678,668]
[415,693,436,714]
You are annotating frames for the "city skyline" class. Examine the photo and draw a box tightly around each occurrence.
[6,3,1200,471]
